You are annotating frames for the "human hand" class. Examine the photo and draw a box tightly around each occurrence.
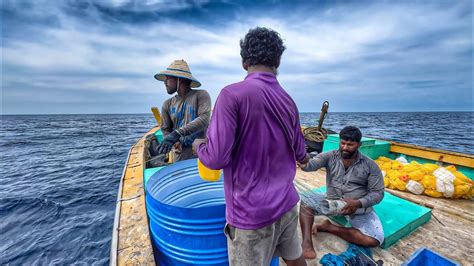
[157,130,181,154]
[297,161,308,169]
[192,138,207,155]
[179,136,194,147]
[297,154,310,169]
[173,142,182,154]
[340,198,362,215]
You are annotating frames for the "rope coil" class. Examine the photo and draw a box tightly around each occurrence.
[304,101,330,143]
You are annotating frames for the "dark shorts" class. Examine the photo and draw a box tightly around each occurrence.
[224,205,302,266]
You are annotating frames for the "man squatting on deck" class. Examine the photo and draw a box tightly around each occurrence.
[193,27,310,266]
[298,126,385,259]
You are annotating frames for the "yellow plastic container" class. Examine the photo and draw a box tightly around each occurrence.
[197,159,221,182]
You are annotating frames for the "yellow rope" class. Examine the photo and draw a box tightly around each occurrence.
[303,127,328,142]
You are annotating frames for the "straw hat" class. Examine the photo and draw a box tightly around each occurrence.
[154,59,201,88]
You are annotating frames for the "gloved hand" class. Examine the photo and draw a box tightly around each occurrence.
[179,136,195,147]
[157,130,181,154]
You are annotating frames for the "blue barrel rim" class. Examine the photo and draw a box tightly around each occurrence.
[146,158,225,211]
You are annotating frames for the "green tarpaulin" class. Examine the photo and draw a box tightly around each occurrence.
[313,187,432,249]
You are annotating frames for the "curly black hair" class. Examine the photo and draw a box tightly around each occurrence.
[240,27,286,68]
[340,126,362,143]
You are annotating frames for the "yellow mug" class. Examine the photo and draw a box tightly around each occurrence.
[197,159,221,182]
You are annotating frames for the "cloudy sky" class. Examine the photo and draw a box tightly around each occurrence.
[1,0,472,114]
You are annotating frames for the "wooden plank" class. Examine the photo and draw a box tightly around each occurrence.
[389,142,474,168]
[111,127,158,266]
[110,146,131,266]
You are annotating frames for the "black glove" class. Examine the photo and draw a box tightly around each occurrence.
[179,136,195,147]
[157,130,181,154]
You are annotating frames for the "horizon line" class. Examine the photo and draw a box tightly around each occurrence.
[1,110,473,116]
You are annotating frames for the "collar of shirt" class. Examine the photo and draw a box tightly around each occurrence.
[245,71,277,82]
[174,89,195,101]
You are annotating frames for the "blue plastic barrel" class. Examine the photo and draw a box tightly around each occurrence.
[146,159,279,266]
[146,159,227,265]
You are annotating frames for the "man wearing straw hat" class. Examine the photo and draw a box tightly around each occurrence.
[193,27,309,266]
[154,59,211,162]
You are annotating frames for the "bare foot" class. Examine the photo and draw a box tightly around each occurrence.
[312,224,318,235]
[302,244,317,260]
[316,219,333,232]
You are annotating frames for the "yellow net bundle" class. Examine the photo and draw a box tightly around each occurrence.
[375,156,474,199]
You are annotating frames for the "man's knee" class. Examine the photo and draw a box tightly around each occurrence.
[362,236,380,247]
[299,204,315,217]
[351,227,380,247]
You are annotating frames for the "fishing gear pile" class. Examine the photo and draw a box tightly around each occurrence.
[376,156,473,199]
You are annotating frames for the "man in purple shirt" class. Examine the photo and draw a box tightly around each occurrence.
[193,27,309,266]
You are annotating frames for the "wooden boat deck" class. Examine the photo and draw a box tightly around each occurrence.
[111,128,473,265]
[110,128,156,265]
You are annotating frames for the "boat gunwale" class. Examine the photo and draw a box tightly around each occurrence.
[110,144,133,266]
[388,141,474,159]
[327,131,473,168]
[303,128,473,161]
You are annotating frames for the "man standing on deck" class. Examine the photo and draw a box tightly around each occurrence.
[298,126,385,259]
[193,27,309,266]
[154,59,211,162]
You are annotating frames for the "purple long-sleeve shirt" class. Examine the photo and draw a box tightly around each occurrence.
[196,72,307,229]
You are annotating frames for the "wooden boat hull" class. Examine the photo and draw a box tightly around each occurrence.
[110,128,473,265]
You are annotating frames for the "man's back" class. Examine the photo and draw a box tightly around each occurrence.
[197,72,306,229]
[195,27,308,265]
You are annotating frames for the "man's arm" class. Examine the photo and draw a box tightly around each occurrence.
[175,90,211,137]
[160,100,173,136]
[293,106,309,164]
[194,89,237,170]
[358,161,385,208]
[301,152,331,172]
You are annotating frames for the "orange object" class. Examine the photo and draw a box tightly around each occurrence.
[400,174,410,182]
[197,159,221,182]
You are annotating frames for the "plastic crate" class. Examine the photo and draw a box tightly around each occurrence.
[402,248,460,266]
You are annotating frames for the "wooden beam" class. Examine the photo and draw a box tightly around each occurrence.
[390,142,474,168]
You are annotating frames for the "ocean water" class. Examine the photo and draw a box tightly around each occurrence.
[300,112,474,152]
[1,112,472,264]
